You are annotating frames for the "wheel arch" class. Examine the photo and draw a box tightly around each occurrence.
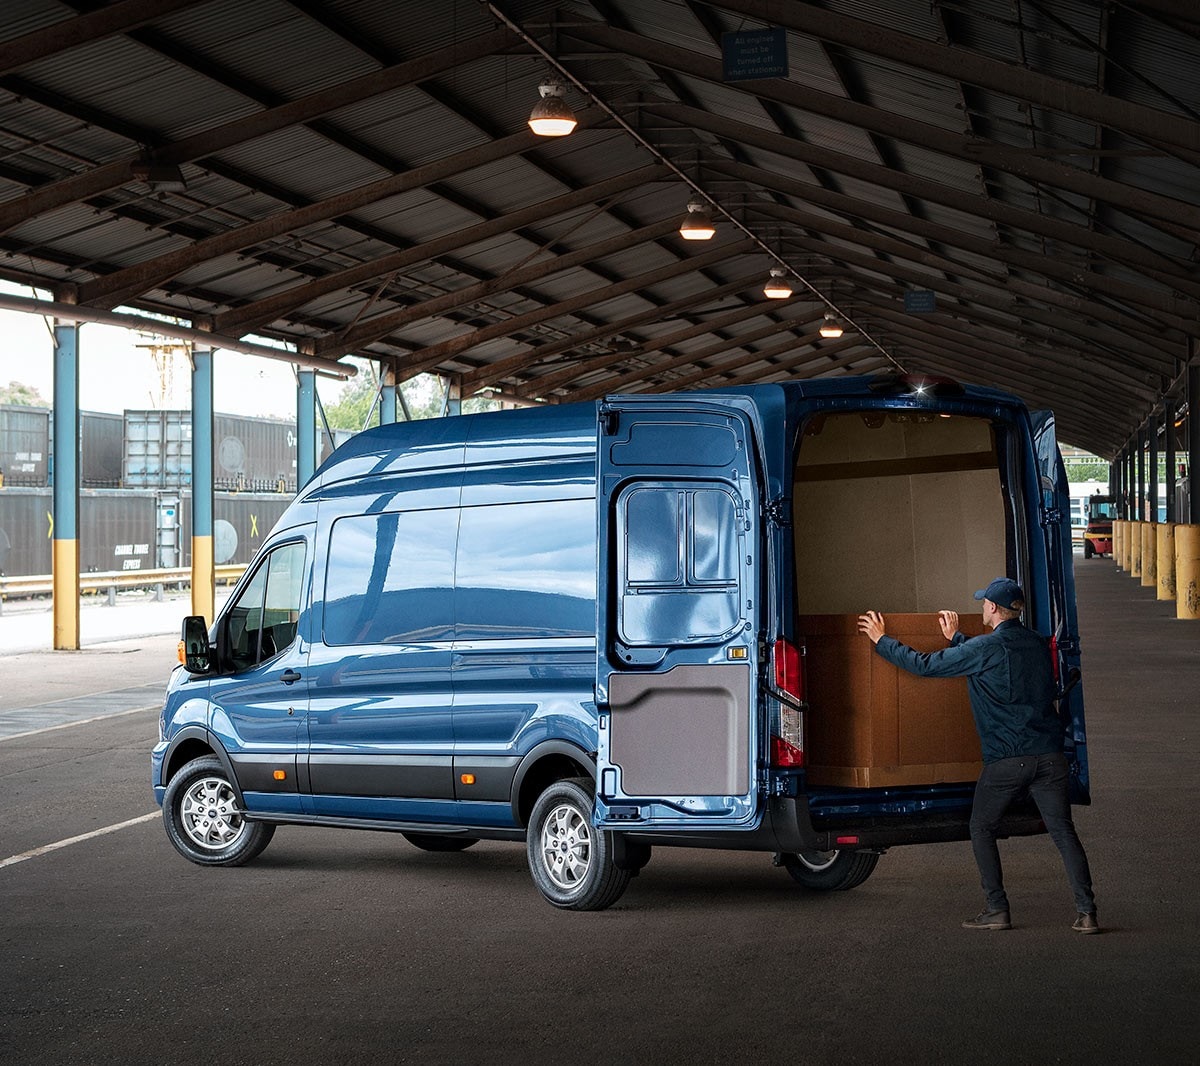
[162,727,244,806]
[511,741,595,827]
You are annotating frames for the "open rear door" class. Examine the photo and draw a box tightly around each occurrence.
[1031,408,1090,803]
[594,396,762,830]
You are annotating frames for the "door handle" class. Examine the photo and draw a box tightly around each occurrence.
[280,669,302,684]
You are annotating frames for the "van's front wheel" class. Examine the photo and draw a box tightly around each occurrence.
[527,777,631,910]
[781,849,879,891]
[162,755,275,866]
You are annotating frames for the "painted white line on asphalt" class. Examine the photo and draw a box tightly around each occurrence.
[0,704,159,743]
[0,812,159,870]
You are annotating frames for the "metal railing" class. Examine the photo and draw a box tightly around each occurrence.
[0,564,247,603]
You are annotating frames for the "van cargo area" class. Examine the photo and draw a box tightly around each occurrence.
[793,411,1006,790]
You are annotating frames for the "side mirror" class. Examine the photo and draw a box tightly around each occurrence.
[181,615,214,674]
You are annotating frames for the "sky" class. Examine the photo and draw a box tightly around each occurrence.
[0,280,351,418]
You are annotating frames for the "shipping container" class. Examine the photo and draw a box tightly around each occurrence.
[79,490,157,574]
[214,413,297,493]
[0,404,50,487]
[80,411,124,487]
[123,409,192,488]
[179,492,290,566]
[0,487,52,576]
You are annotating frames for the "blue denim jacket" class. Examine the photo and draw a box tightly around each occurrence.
[873,619,1061,763]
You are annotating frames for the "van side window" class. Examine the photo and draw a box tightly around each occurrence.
[619,485,740,645]
[456,499,596,640]
[323,509,456,645]
[226,540,306,671]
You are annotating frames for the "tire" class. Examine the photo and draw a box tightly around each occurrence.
[162,755,275,867]
[402,832,479,852]
[1084,541,1094,559]
[526,777,632,911]
[781,848,879,891]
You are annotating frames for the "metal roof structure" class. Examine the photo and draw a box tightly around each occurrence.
[1,0,1198,455]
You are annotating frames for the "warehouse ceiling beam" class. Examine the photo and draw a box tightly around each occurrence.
[77,121,568,308]
[317,217,692,360]
[0,24,518,235]
[0,0,205,77]
[565,20,1200,234]
[0,291,357,378]
[461,272,764,393]
[514,302,814,399]
[716,0,1200,160]
[386,238,754,383]
[213,163,669,336]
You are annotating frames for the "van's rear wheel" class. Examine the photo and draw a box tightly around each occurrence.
[781,849,879,891]
[402,832,479,852]
[527,777,632,911]
[163,755,275,866]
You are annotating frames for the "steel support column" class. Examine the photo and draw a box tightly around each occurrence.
[52,320,79,650]
[1149,412,1159,523]
[1190,361,1200,524]
[443,379,461,418]
[1165,396,1177,523]
[190,345,215,623]
[297,369,316,487]
[380,366,397,426]
[1137,428,1146,521]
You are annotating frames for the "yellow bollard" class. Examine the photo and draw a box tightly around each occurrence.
[1157,523,1176,601]
[1141,523,1157,588]
[1114,520,1124,570]
[1130,521,1143,578]
[1177,525,1200,620]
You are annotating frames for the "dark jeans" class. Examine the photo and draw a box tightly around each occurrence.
[969,752,1096,915]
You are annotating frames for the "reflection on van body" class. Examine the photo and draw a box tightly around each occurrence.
[153,378,1087,910]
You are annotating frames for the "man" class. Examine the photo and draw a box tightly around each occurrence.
[857,578,1098,934]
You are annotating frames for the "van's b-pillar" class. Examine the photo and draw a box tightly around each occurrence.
[297,368,316,486]
[52,318,80,650]
[191,344,215,623]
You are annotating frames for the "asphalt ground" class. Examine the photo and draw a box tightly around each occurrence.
[1,559,1198,1065]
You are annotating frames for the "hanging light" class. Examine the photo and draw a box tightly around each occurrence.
[763,268,793,299]
[528,80,577,136]
[679,198,716,240]
[819,311,844,339]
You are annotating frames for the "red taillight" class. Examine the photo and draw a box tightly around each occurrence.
[772,638,805,767]
[771,734,805,767]
[773,637,804,701]
[1048,634,1061,683]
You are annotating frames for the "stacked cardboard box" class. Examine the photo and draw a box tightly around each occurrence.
[799,612,984,788]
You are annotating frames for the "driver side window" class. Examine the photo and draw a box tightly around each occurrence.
[225,541,306,671]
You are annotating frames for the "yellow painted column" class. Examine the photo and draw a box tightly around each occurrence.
[1141,523,1157,588]
[1130,521,1143,578]
[1157,523,1176,601]
[52,538,79,650]
[1113,520,1124,570]
[1177,525,1200,620]
[191,534,215,623]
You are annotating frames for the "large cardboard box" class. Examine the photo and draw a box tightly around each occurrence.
[799,613,984,788]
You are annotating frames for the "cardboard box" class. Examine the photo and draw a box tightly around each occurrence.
[799,613,984,788]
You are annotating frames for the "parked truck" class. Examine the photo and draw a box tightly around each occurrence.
[152,375,1088,910]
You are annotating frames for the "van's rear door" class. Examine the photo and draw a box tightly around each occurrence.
[1030,408,1090,803]
[594,397,761,830]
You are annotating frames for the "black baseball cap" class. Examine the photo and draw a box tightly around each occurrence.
[973,577,1024,609]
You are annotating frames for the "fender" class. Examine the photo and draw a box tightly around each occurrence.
[161,726,245,808]
[509,739,596,825]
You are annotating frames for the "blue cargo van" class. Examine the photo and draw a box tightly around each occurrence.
[152,376,1088,910]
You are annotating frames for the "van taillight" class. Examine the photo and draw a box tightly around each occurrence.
[1049,635,1061,683]
[772,638,805,767]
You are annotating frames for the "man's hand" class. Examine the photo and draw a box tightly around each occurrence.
[938,610,959,642]
[857,610,885,645]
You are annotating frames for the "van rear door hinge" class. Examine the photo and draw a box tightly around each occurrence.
[764,496,791,526]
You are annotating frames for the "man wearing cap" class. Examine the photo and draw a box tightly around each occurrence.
[857,578,1098,934]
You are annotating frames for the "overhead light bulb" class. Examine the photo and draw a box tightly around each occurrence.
[528,80,577,137]
[679,199,716,240]
[819,311,844,339]
[763,268,792,299]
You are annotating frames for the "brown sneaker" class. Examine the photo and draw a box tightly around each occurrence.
[1072,912,1100,934]
[962,909,1011,930]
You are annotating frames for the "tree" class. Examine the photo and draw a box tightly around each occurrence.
[0,380,49,406]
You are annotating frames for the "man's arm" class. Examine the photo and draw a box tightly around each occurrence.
[857,610,987,678]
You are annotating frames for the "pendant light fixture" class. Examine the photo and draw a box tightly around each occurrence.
[528,79,577,137]
[819,311,844,339]
[763,268,793,299]
[678,198,716,240]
